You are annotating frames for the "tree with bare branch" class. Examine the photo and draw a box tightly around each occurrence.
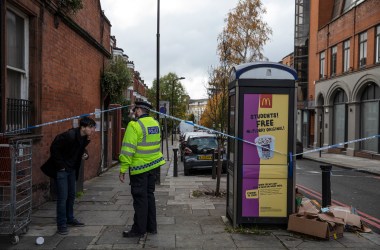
[217,0,272,67]
[206,0,272,195]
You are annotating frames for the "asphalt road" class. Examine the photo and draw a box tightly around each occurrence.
[296,158,380,234]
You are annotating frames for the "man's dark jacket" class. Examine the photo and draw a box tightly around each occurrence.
[41,127,90,179]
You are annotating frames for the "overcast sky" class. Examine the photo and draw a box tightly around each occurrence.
[100,0,295,99]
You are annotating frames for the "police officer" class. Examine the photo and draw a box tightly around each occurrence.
[119,101,165,238]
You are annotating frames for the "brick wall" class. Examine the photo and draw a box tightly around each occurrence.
[310,0,380,87]
[3,0,112,207]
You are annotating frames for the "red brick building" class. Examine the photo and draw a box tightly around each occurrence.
[110,36,148,104]
[0,0,112,206]
[309,0,380,158]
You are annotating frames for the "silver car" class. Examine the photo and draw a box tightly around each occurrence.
[183,135,226,176]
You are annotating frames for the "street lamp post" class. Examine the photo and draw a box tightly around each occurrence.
[156,0,160,185]
[156,0,160,120]
[198,102,201,124]
[171,77,185,145]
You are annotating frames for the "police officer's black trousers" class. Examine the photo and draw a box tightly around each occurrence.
[130,169,157,234]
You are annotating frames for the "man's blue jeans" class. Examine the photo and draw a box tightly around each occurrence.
[56,168,76,228]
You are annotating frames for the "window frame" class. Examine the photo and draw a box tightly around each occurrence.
[320,51,325,79]
[376,26,380,64]
[332,89,348,146]
[6,6,29,100]
[343,40,350,72]
[359,32,367,68]
[360,84,380,153]
[331,45,337,76]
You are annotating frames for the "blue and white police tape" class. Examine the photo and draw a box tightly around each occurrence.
[294,134,380,157]
[150,109,286,155]
[0,104,132,136]
[153,109,380,159]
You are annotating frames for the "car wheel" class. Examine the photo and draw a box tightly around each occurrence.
[184,163,190,176]
[184,169,190,176]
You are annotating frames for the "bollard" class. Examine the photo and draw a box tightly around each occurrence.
[320,165,332,207]
[211,149,216,179]
[173,148,178,177]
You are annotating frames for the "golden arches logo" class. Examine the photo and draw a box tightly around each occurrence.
[260,94,272,108]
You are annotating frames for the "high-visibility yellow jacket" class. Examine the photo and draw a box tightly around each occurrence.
[119,115,165,175]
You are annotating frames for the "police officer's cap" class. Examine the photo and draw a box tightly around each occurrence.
[133,101,153,111]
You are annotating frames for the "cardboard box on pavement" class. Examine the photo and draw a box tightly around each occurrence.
[288,213,344,240]
[329,206,361,228]
[298,198,320,214]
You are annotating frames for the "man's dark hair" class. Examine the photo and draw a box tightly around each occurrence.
[79,117,96,128]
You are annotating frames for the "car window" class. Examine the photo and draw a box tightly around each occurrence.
[188,137,218,149]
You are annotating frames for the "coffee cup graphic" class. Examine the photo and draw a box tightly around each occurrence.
[254,135,275,159]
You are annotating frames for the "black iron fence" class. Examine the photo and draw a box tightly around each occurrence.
[6,98,31,134]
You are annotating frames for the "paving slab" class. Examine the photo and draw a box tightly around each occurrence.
[144,234,176,248]
[337,232,380,248]
[75,210,126,226]
[176,233,236,249]
[231,233,287,248]
[55,236,94,249]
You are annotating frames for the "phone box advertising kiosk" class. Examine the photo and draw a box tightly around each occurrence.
[227,62,297,226]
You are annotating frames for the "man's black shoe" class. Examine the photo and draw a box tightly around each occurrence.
[123,230,145,238]
[57,227,68,235]
[147,230,157,234]
[67,219,85,227]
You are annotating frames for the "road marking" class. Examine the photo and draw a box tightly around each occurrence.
[307,171,320,174]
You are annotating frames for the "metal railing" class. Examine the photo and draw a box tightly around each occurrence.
[6,98,31,134]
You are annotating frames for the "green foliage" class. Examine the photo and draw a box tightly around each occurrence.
[59,0,84,14]
[76,191,84,198]
[191,190,203,197]
[102,57,132,104]
[119,99,132,128]
[148,73,188,126]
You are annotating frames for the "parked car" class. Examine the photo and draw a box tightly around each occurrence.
[183,135,227,176]
[179,131,209,161]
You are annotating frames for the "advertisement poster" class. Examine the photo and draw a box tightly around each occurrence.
[242,93,289,217]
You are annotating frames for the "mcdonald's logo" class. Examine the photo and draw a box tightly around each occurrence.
[260,94,272,108]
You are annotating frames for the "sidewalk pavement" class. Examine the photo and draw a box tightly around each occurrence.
[303,150,380,176]
[1,143,380,249]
